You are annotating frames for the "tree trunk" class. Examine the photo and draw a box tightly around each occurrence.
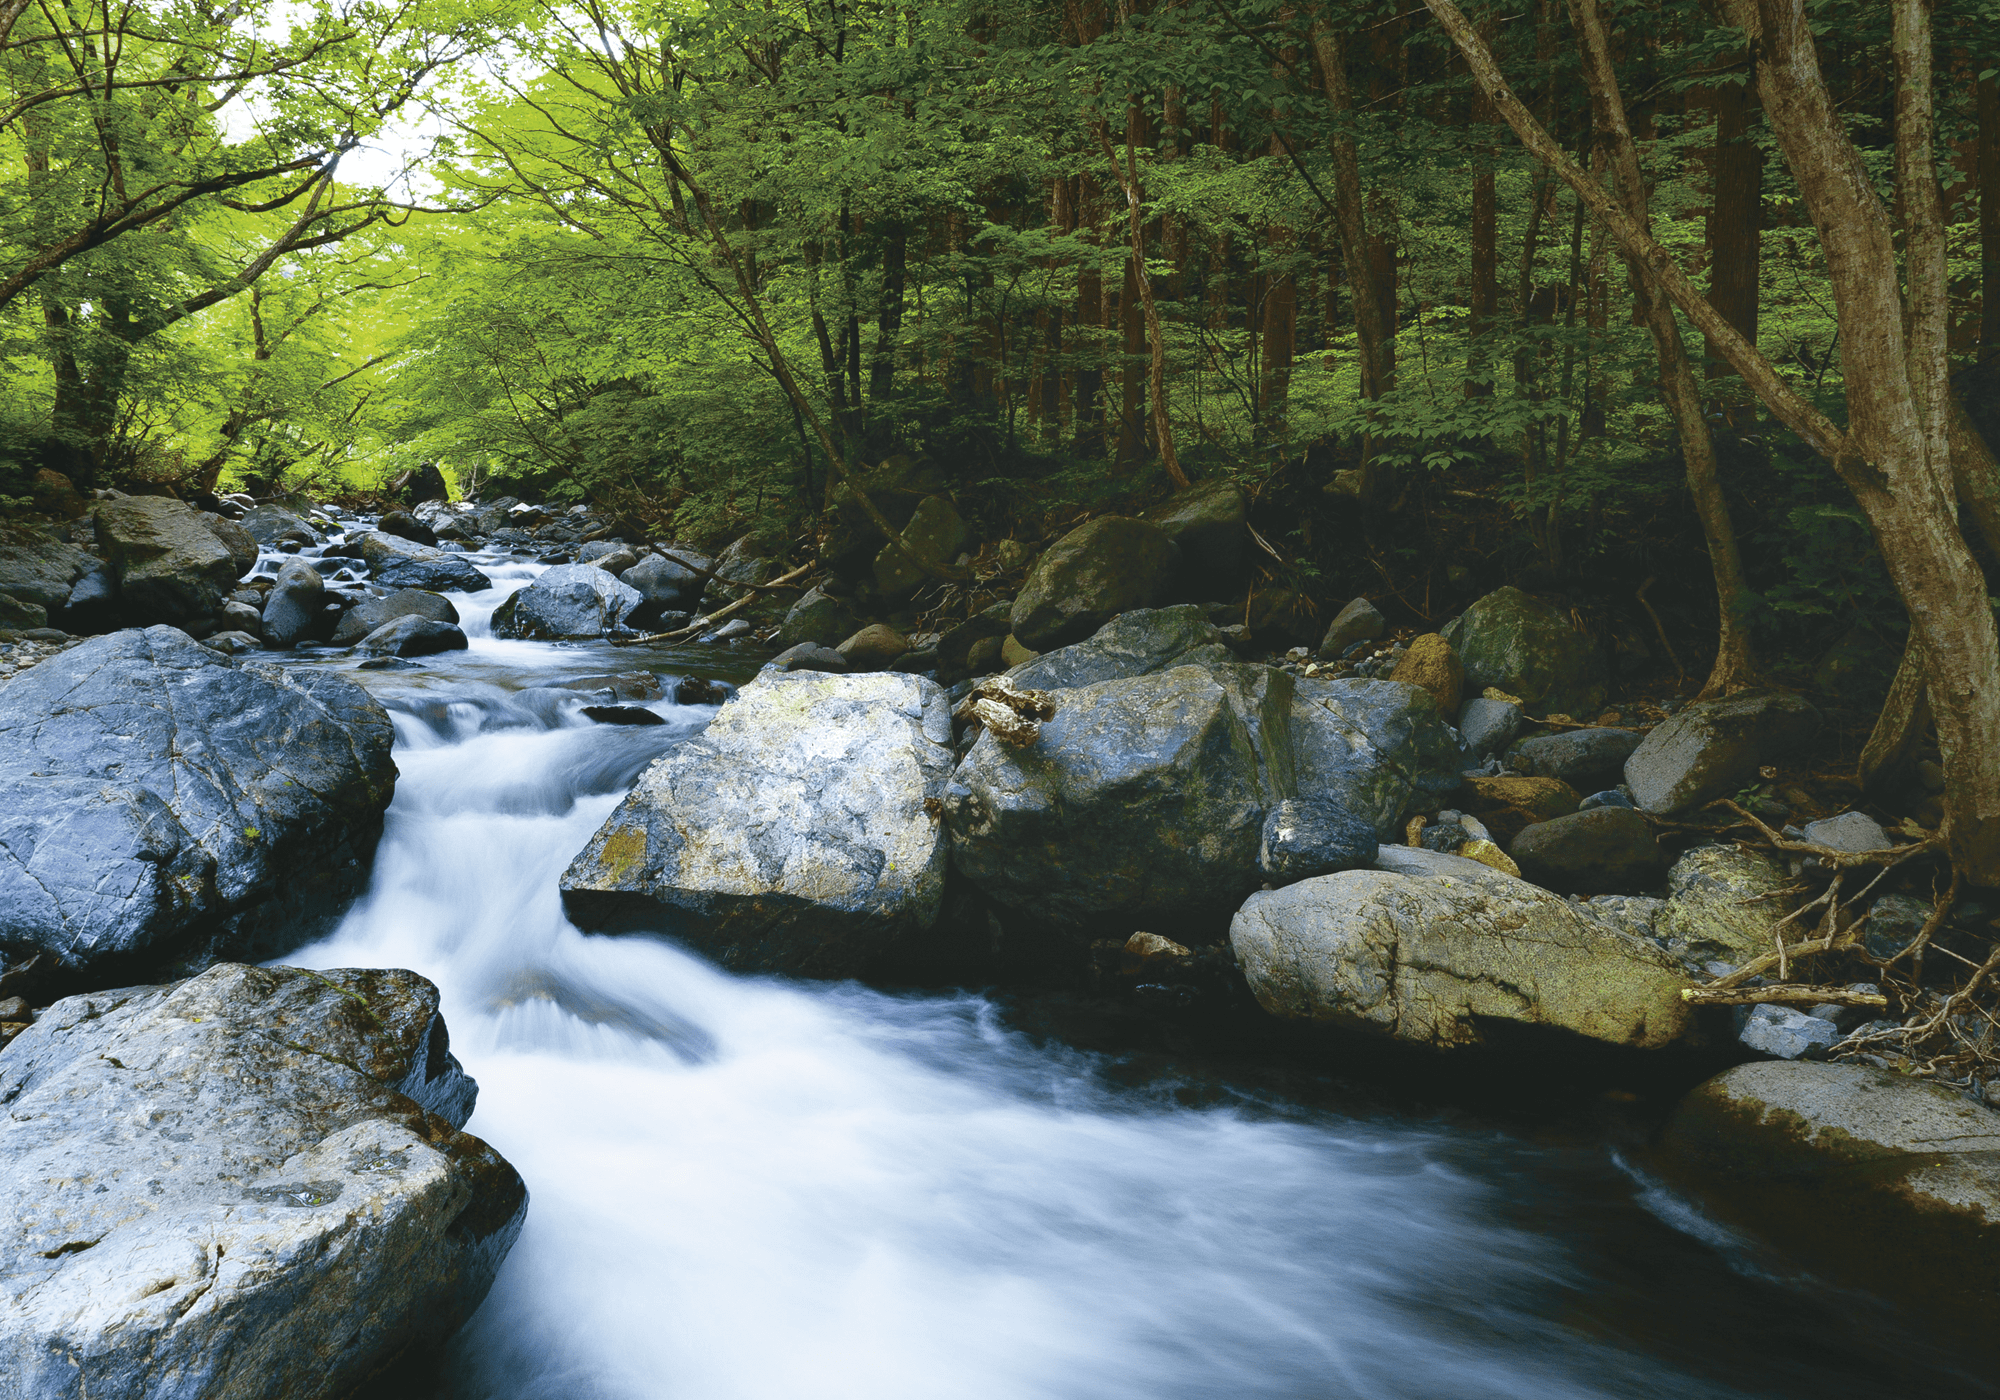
[1703,53,1763,395]
[1981,70,2000,360]
[869,220,906,401]
[1573,0,1757,696]
[1731,0,2000,878]
[1466,15,1499,399]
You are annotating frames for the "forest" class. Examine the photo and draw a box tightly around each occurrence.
[4,0,2000,874]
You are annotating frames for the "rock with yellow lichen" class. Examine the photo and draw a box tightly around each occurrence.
[559,669,955,976]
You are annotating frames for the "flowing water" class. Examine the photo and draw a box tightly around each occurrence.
[284,553,1994,1400]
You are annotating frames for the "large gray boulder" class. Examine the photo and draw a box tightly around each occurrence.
[944,664,1293,935]
[329,588,460,646]
[773,586,860,651]
[1229,845,1700,1051]
[1006,604,1234,691]
[619,547,710,625]
[260,559,325,649]
[491,563,642,639]
[874,494,969,599]
[0,963,526,1400]
[238,504,318,549]
[561,670,954,976]
[1664,1061,2000,1349]
[1623,691,1821,816]
[0,627,397,981]
[1441,586,1605,717]
[95,497,243,629]
[1147,478,1247,594]
[1291,678,1468,837]
[1007,516,1180,651]
[0,525,97,613]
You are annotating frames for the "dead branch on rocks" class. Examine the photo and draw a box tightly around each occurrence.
[954,675,1056,746]
[1675,799,2000,1093]
[610,562,814,647]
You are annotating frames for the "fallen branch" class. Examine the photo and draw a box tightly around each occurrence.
[608,562,813,647]
[1680,984,1888,1009]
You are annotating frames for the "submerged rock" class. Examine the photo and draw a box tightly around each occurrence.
[0,627,396,982]
[561,670,954,976]
[1229,845,1699,1051]
[0,963,525,1400]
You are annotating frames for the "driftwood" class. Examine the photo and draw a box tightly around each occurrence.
[1680,984,1888,1009]
[953,675,1056,746]
[608,561,814,647]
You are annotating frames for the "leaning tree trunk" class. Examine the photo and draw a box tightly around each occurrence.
[1728,0,2000,880]
[1572,0,1757,697]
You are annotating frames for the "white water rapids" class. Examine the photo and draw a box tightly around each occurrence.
[282,558,1988,1400]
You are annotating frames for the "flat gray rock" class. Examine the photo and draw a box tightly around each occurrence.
[0,962,525,1400]
[1623,691,1820,816]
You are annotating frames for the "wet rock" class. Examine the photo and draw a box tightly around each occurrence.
[944,664,1291,937]
[561,671,954,976]
[836,622,909,671]
[377,509,439,547]
[1007,516,1179,651]
[559,671,665,702]
[200,630,263,657]
[1007,604,1233,691]
[1230,845,1698,1050]
[0,527,97,617]
[1656,844,1800,964]
[1457,696,1523,758]
[672,675,730,706]
[1457,773,1581,846]
[200,514,260,578]
[1441,586,1605,718]
[768,642,850,675]
[238,504,319,550]
[0,627,396,981]
[0,963,524,1400]
[218,599,263,637]
[1509,806,1663,895]
[329,588,460,647]
[1738,1003,1841,1059]
[1507,727,1644,793]
[1388,634,1463,715]
[491,564,641,639]
[1663,1060,2000,1350]
[95,496,243,629]
[372,553,490,594]
[874,495,969,599]
[1291,678,1468,838]
[260,559,325,649]
[1259,799,1379,885]
[1579,788,1636,811]
[1623,691,1821,816]
[619,547,710,625]
[582,705,666,726]
[353,615,468,659]
[1317,597,1385,661]
[774,587,859,651]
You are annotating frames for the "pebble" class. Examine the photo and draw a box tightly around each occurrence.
[0,635,84,682]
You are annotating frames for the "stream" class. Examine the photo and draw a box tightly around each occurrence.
[283,554,1994,1400]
